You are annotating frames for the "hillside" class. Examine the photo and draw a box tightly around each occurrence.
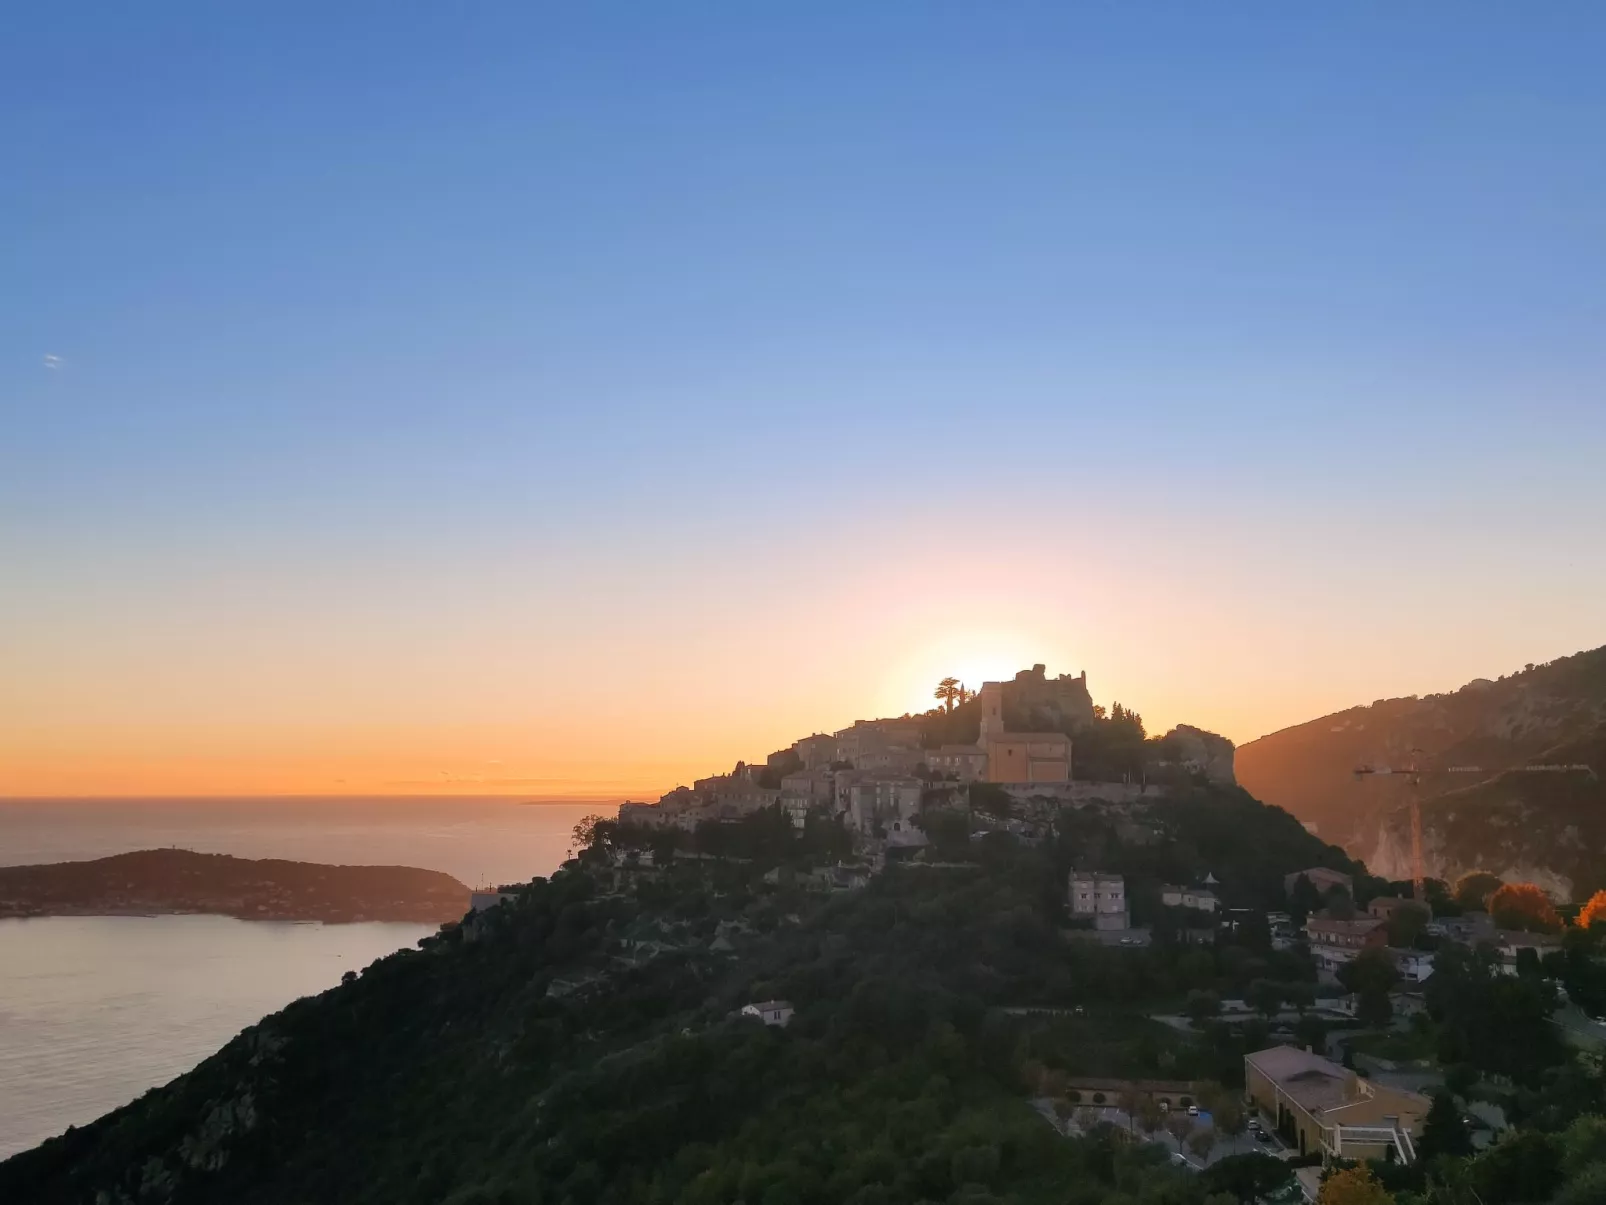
[0,849,470,924]
[1369,727,1606,901]
[1236,645,1606,884]
[0,790,1346,1205]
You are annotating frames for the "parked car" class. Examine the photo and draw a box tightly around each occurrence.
[1188,1105,1199,1117]
[1255,1130,1273,1144]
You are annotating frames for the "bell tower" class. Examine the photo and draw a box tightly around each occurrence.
[978,682,1005,742]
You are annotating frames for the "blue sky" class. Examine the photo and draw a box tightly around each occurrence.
[3,4,1604,792]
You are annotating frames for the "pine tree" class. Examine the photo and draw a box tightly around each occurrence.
[1416,1091,1473,1163]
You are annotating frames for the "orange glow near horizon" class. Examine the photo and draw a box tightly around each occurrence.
[5,511,1601,799]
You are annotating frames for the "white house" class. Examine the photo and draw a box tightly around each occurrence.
[1161,884,1220,913]
[742,999,794,1027]
[1393,948,1435,983]
[470,890,518,912]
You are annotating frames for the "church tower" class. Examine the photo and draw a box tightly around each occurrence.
[977,681,1005,742]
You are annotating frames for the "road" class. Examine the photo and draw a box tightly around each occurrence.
[1031,1099,1281,1168]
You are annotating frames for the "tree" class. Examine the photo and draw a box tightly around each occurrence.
[1201,1153,1292,1204]
[1295,1012,1329,1053]
[1212,1095,1248,1139]
[1117,1088,1143,1136]
[570,813,615,860]
[1454,871,1505,912]
[1285,982,1317,1016]
[1186,989,1223,1027]
[1338,947,1401,1026]
[1559,1163,1606,1205]
[1247,979,1284,1021]
[1325,886,1357,920]
[1577,890,1606,932]
[1416,1092,1473,1164]
[934,677,962,713]
[1490,883,1562,933]
[1559,1113,1606,1180]
[1317,1163,1394,1205]
[1167,1113,1196,1147]
[1189,1128,1218,1165]
[1289,875,1323,926]
[1136,1094,1165,1138]
[1471,1130,1563,1205]
[1386,900,1432,947]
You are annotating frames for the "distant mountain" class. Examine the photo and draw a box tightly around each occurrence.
[1237,645,1606,898]
[0,849,470,923]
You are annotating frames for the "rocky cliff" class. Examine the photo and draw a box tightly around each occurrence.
[1153,725,1236,786]
[1366,727,1606,901]
[1236,644,1606,891]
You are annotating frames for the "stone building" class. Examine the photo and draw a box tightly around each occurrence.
[1069,870,1129,930]
[924,744,989,781]
[979,682,1072,783]
[1001,663,1096,730]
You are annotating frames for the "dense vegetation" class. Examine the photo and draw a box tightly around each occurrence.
[2,790,1347,1205]
[8,786,1606,1205]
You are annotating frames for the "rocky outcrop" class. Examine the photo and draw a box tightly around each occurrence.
[1154,726,1236,786]
[1362,726,1606,901]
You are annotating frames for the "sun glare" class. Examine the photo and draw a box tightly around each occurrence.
[881,632,1053,717]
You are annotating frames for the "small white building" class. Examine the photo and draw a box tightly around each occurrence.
[742,999,794,1027]
[1392,948,1436,983]
[1161,884,1220,913]
[470,890,519,912]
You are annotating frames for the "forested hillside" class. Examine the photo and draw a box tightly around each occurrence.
[0,788,1351,1205]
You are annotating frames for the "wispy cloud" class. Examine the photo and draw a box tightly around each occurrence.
[42,353,63,370]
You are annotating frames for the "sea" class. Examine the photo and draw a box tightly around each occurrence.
[0,796,605,1159]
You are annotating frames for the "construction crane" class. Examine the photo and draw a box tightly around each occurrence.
[1353,751,1430,900]
[1354,754,1598,901]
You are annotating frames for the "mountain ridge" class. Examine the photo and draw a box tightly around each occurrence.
[1236,644,1606,897]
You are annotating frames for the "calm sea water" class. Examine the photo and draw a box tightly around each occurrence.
[0,797,606,1158]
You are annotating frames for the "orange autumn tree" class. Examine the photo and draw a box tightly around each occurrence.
[1578,890,1606,931]
[1489,882,1563,933]
[1318,1164,1394,1205]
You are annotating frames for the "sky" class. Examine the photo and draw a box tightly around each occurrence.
[3,3,1604,797]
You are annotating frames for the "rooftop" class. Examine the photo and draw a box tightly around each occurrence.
[1307,916,1385,935]
[1245,1045,1352,1112]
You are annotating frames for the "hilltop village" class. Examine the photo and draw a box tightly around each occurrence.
[616,664,1236,845]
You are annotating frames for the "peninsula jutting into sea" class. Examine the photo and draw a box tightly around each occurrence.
[0,849,471,924]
